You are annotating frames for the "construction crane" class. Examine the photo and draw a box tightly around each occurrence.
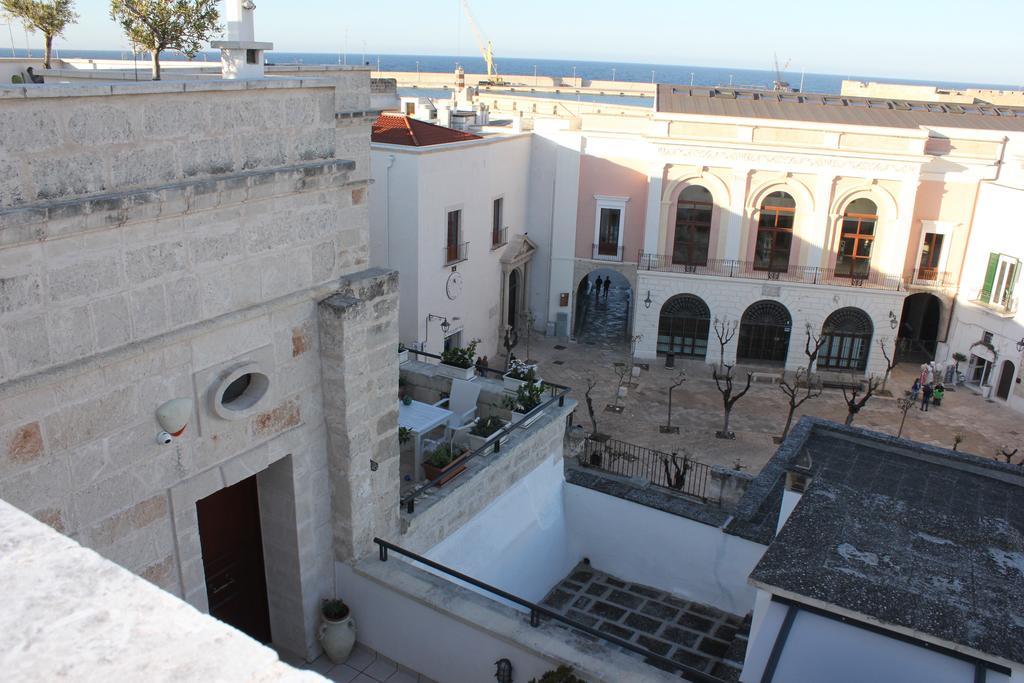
[460,0,504,85]
[772,53,792,92]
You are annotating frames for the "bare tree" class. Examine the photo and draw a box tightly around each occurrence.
[628,333,643,375]
[661,452,691,490]
[713,364,753,439]
[713,318,738,372]
[778,368,823,441]
[878,338,898,392]
[502,325,519,370]
[661,370,687,434]
[952,431,965,451]
[842,376,881,426]
[612,360,631,409]
[584,378,599,436]
[804,323,828,376]
[999,447,1019,465]
[896,397,914,438]
[519,310,537,363]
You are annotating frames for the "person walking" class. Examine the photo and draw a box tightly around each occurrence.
[920,383,933,411]
[593,275,603,299]
[932,383,945,407]
[910,378,921,401]
[602,276,611,299]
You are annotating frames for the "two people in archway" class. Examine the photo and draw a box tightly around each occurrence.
[592,275,611,300]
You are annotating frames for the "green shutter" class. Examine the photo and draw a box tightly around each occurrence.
[981,252,1000,302]
[1006,259,1021,302]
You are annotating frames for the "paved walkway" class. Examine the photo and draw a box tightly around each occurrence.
[541,563,748,681]
[576,281,631,348]
[287,642,435,683]
[524,337,1024,474]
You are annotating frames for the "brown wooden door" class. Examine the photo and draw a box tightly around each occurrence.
[997,361,1015,400]
[197,475,272,643]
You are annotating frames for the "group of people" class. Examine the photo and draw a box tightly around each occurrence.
[592,275,611,299]
[910,362,946,412]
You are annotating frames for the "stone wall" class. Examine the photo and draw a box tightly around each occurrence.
[0,77,388,662]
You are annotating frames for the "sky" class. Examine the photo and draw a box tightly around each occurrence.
[10,0,1024,85]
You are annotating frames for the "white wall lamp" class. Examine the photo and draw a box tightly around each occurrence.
[155,398,194,445]
[1016,337,1024,353]
[644,290,653,309]
[888,310,898,330]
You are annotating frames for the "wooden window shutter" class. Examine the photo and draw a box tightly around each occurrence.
[981,252,1000,301]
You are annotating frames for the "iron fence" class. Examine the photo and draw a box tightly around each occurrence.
[444,241,469,266]
[581,436,717,503]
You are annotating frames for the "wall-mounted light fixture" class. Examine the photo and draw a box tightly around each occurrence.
[494,658,513,683]
[644,290,652,309]
[424,314,451,349]
[1017,337,1024,353]
[155,397,193,445]
[888,310,898,330]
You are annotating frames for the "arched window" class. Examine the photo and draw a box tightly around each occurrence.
[737,300,792,364]
[754,191,796,273]
[673,186,713,267]
[657,294,711,358]
[819,308,873,371]
[836,198,878,278]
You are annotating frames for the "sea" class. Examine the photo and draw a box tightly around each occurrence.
[22,48,1023,100]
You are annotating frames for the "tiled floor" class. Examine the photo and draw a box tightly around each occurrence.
[541,563,750,681]
[290,643,436,683]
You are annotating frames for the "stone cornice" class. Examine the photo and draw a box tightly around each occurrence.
[652,143,923,178]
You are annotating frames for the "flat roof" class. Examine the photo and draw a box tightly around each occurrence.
[656,85,1024,132]
[746,421,1024,665]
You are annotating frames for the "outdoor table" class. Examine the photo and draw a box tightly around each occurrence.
[398,400,453,482]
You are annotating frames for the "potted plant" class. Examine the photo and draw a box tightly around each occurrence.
[398,342,409,365]
[460,415,510,452]
[503,358,541,393]
[422,443,470,485]
[438,339,480,381]
[503,381,546,427]
[317,598,356,664]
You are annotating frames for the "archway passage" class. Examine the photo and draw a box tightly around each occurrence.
[737,300,792,365]
[897,293,942,362]
[657,294,710,359]
[574,269,632,347]
[819,307,873,372]
[997,360,1015,400]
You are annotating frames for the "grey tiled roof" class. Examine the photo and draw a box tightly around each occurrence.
[746,418,1024,665]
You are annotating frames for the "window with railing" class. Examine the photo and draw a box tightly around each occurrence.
[491,197,507,248]
[597,208,621,257]
[445,209,467,265]
[672,185,712,267]
[835,198,877,278]
[917,232,944,281]
[979,252,1019,310]
[753,191,795,273]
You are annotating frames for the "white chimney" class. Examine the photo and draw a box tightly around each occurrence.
[211,0,274,79]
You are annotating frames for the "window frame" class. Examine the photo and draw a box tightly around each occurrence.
[753,192,796,273]
[981,252,1020,309]
[491,196,507,248]
[445,207,465,266]
[672,186,713,267]
[835,201,878,279]
[592,195,629,261]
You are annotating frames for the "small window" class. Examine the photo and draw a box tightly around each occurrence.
[835,198,878,279]
[754,191,796,273]
[597,208,621,257]
[212,364,271,421]
[445,209,465,265]
[222,374,252,405]
[492,197,506,247]
[246,49,259,65]
[405,102,416,115]
[983,331,994,345]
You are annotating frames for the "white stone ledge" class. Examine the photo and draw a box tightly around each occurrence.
[0,76,332,99]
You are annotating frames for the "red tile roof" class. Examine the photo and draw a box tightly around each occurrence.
[371,113,483,147]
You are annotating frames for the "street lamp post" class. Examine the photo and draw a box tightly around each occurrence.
[651,69,655,84]
[533,64,537,86]
[611,67,616,82]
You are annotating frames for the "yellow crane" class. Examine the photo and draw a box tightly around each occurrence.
[460,0,504,85]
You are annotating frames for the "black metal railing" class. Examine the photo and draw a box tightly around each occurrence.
[444,241,469,266]
[593,243,624,261]
[639,253,904,292]
[974,289,1019,315]
[400,349,571,513]
[581,436,717,503]
[372,538,725,683]
[491,226,508,249]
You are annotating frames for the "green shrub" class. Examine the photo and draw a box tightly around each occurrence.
[321,598,349,620]
[440,339,480,369]
[426,444,454,467]
[529,666,584,683]
[503,380,545,414]
[470,415,505,438]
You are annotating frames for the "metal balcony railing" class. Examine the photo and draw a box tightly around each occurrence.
[904,270,958,289]
[639,253,905,292]
[491,226,508,249]
[974,289,1019,315]
[444,241,469,266]
[592,243,624,261]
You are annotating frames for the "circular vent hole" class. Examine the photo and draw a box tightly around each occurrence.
[222,373,252,406]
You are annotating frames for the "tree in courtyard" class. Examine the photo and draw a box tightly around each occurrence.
[2,0,78,69]
[611,359,631,409]
[841,376,881,426]
[713,318,738,372]
[661,451,690,491]
[895,397,914,438]
[660,370,686,434]
[584,378,600,436]
[109,0,220,80]
[952,431,965,451]
[778,368,823,442]
[712,364,753,439]
[878,337,898,392]
[519,310,537,363]
[502,325,519,370]
[999,447,1019,465]
[804,322,828,376]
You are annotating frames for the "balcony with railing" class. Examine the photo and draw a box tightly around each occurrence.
[904,269,958,290]
[592,242,624,261]
[974,289,1019,316]
[491,226,508,249]
[443,241,469,266]
[639,253,905,291]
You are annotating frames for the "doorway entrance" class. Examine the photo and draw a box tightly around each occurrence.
[508,268,520,329]
[197,474,272,643]
[737,300,792,365]
[574,269,632,347]
[997,360,1016,400]
[898,293,942,362]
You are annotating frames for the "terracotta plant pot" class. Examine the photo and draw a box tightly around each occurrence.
[422,449,470,485]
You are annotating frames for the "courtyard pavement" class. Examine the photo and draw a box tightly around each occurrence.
[522,334,1023,475]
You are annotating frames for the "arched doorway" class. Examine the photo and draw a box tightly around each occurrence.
[819,307,873,372]
[507,268,520,329]
[737,300,792,365]
[898,293,941,361]
[574,269,632,347]
[997,360,1016,400]
[657,294,710,359]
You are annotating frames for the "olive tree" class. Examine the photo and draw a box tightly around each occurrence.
[109,0,220,80]
[2,0,78,69]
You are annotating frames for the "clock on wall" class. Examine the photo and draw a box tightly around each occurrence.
[446,271,464,300]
